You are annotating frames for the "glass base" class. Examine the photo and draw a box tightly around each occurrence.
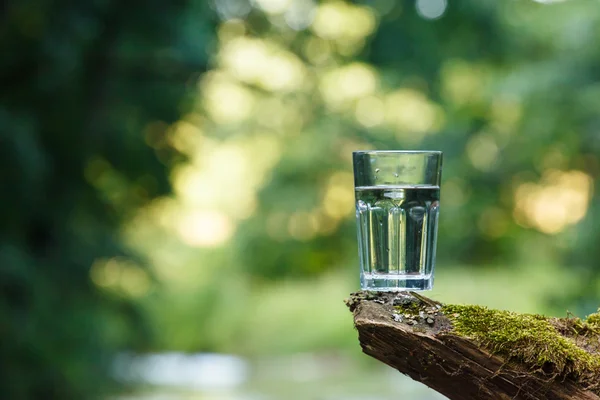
[360,273,433,291]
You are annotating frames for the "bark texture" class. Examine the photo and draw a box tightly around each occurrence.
[346,291,600,400]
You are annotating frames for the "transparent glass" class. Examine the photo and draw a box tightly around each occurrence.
[353,151,442,291]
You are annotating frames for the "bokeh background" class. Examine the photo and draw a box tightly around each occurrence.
[2,0,600,399]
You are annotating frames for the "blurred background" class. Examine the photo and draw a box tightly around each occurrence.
[2,0,600,399]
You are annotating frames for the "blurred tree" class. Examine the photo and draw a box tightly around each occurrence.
[166,0,600,343]
[7,0,596,368]
[191,0,600,279]
[0,0,213,398]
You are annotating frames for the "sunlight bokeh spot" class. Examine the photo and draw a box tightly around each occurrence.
[146,197,178,230]
[335,38,367,57]
[311,3,376,41]
[256,97,306,131]
[466,133,499,172]
[252,0,292,14]
[120,263,151,298]
[256,97,288,129]
[490,98,522,136]
[212,0,252,20]
[384,89,444,136]
[303,36,334,65]
[172,163,212,204]
[441,60,486,106]
[90,258,121,288]
[328,171,354,188]
[355,96,385,127]
[220,38,306,92]
[90,258,151,298]
[84,158,130,208]
[201,72,255,123]
[416,0,447,20]
[166,120,204,155]
[314,210,339,235]
[172,135,281,221]
[514,170,593,234]
[322,172,354,220]
[221,38,265,81]
[264,54,307,92]
[323,186,353,220]
[288,211,319,241]
[320,63,378,109]
[177,210,235,247]
[285,0,317,31]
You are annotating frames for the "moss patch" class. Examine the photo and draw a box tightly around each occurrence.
[393,300,422,316]
[442,304,600,389]
[585,308,600,327]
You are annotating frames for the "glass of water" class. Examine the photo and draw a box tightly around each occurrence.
[353,151,442,291]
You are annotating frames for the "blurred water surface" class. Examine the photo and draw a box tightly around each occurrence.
[113,352,447,400]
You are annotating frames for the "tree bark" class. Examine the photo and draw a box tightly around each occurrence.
[346,291,600,400]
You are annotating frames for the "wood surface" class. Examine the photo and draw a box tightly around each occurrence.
[346,291,600,400]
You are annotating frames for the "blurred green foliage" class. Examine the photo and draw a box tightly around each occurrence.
[137,0,600,355]
[3,0,600,398]
[0,1,213,398]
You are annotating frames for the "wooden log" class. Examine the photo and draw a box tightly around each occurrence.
[345,291,600,400]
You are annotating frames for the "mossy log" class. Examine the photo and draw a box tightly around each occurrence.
[346,291,600,400]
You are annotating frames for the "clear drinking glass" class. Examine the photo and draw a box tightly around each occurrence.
[353,151,442,291]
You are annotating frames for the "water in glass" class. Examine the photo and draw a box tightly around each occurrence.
[355,184,440,290]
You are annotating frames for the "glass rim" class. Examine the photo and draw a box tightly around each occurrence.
[353,150,442,155]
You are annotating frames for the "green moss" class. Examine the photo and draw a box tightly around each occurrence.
[442,304,600,383]
[585,309,600,327]
[394,302,422,316]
